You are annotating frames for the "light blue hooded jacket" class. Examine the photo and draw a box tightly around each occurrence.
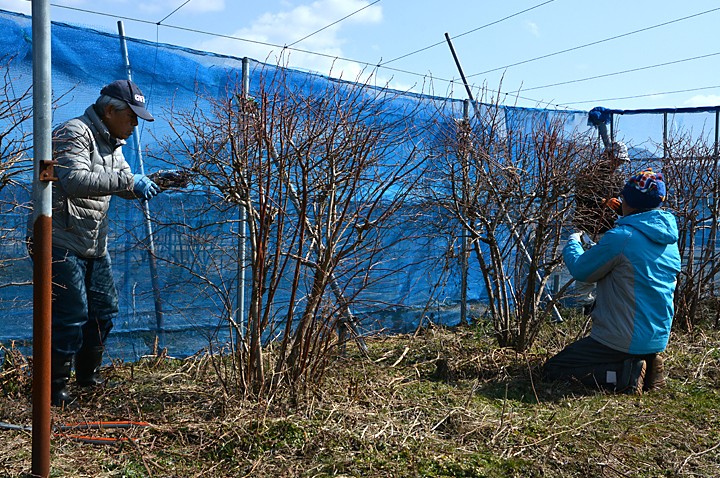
[563,209,681,354]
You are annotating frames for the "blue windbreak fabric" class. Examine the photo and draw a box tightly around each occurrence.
[2,8,685,360]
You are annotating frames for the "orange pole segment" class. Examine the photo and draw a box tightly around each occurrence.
[32,215,52,477]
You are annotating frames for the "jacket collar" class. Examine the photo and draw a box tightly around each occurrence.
[85,105,126,150]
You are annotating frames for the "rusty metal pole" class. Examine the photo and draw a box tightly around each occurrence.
[459,99,470,326]
[31,0,53,476]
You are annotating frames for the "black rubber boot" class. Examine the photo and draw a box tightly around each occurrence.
[75,346,105,387]
[51,353,74,407]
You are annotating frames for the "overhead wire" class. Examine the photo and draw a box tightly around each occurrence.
[287,0,381,48]
[558,84,720,107]
[522,51,720,92]
[379,0,557,66]
[157,0,193,25]
[37,1,553,104]
[466,6,720,78]
[25,1,720,108]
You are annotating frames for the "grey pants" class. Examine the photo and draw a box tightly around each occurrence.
[544,337,654,391]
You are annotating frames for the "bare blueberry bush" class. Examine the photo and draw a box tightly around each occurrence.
[0,61,33,293]
[421,95,594,351]
[154,68,427,398]
[661,129,720,330]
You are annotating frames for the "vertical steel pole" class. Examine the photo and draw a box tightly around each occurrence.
[236,57,250,340]
[117,21,164,346]
[663,112,668,159]
[459,99,469,326]
[444,33,563,323]
[31,1,52,476]
[713,110,719,297]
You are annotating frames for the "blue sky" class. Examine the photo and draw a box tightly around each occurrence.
[2,0,719,111]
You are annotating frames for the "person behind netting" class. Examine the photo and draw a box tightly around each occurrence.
[544,169,680,395]
[572,141,631,314]
[27,80,161,407]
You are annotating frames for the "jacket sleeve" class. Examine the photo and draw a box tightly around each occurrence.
[563,229,629,283]
[53,120,135,197]
[114,159,139,200]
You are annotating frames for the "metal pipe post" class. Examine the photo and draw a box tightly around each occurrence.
[663,112,668,159]
[31,0,52,475]
[236,57,250,340]
[713,111,719,296]
[459,99,469,325]
[117,21,164,346]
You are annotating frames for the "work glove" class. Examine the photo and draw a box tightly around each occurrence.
[568,232,583,243]
[581,232,596,247]
[603,197,622,212]
[133,174,161,200]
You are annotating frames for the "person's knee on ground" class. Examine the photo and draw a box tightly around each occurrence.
[544,360,622,391]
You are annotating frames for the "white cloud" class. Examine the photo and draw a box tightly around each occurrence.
[197,0,382,80]
[684,94,720,107]
[525,21,540,37]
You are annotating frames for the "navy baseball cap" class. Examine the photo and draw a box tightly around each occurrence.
[100,79,154,121]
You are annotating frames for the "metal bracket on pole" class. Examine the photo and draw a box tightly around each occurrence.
[39,159,58,182]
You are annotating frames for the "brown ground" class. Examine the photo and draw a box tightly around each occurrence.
[1,316,719,477]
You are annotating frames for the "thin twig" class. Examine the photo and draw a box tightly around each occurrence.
[675,439,720,475]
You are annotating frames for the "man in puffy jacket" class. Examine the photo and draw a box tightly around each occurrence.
[544,169,681,394]
[29,80,161,406]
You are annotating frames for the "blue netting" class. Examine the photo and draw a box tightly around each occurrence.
[1,9,717,360]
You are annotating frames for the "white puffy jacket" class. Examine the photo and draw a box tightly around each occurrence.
[47,105,138,257]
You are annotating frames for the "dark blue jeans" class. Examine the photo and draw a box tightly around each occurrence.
[51,247,117,356]
[543,336,653,390]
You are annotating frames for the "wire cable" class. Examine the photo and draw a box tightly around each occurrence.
[558,84,720,107]
[467,6,720,78]
[157,0,193,25]
[379,0,556,66]
[287,0,381,48]
[26,1,717,110]
[523,51,720,92]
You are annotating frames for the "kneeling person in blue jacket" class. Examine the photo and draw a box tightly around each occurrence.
[544,169,681,394]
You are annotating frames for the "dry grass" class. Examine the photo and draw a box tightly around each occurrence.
[1,313,719,477]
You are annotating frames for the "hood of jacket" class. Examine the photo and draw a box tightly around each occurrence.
[615,208,678,246]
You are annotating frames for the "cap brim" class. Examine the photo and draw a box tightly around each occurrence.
[129,104,154,122]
